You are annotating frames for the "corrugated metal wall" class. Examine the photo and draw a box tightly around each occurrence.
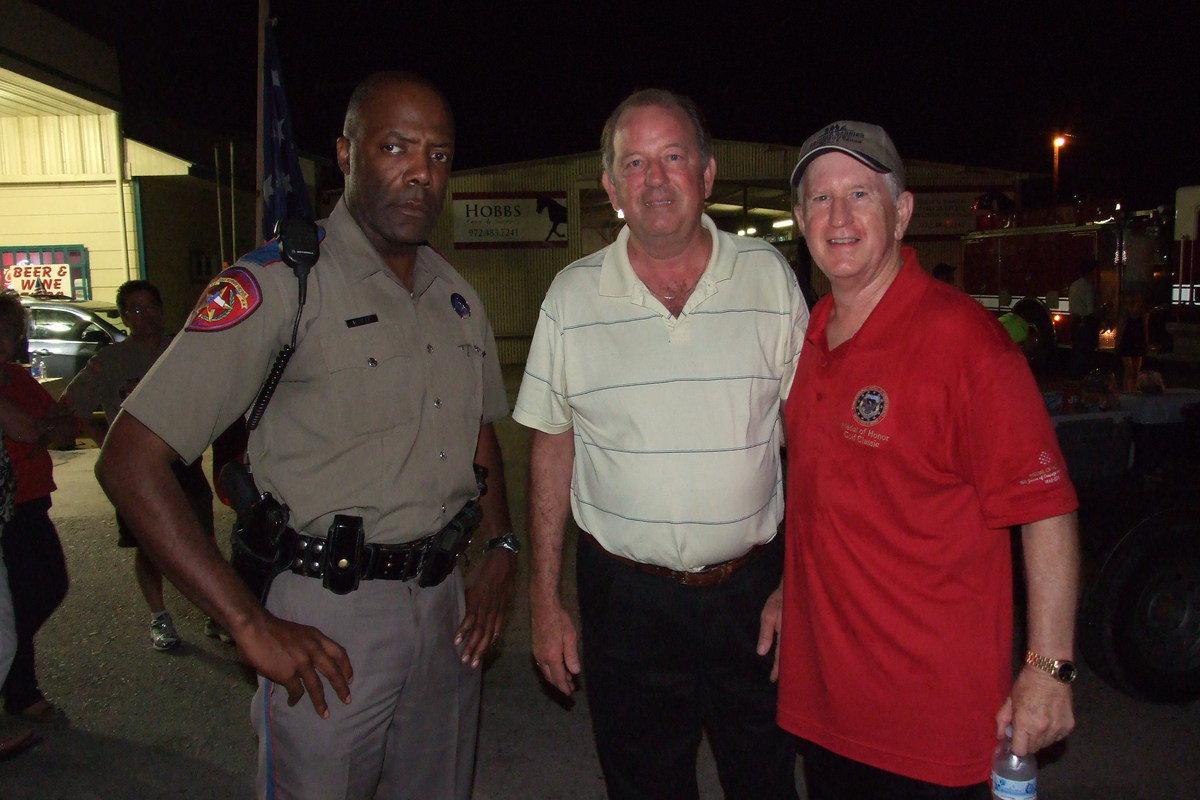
[431,156,603,365]
[0,182,136,301]
[0,113,117,180]
[430,146,1025,365]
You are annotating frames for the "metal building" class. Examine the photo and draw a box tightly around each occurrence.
[429,142,1032,366]
[0,0,257,331]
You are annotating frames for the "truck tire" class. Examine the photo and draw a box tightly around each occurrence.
[1080,510,1200,702]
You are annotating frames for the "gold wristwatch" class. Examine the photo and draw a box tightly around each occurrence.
[1025,650,1077,684]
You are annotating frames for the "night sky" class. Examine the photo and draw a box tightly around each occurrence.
[32,1,1200,209]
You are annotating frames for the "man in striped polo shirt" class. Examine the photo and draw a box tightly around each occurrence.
[515,89,808,800]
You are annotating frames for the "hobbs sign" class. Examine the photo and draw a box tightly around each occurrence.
[452,192,568,249]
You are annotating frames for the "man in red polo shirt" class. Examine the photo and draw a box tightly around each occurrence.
[772,121,1080,799]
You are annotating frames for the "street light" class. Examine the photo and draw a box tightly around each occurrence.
[1052,135,1067,208]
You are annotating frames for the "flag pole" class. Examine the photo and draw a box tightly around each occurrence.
[254,0,268,244]
[214,144,226,265]
[229,138,237,257]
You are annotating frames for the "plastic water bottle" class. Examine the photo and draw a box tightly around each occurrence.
[991,728,1037,799]
[35,354,46,379]
[28,356,41,379]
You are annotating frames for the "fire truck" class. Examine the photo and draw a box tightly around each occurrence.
[959,201,1175,371]
[962,188,1200,703]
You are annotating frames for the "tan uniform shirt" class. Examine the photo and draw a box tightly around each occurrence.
[63,335,169,423]
[124,200,508,543]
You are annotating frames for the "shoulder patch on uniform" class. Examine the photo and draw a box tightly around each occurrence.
[186,267,263,332]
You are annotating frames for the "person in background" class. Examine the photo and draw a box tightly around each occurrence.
[0,291,75,723]
[1116,291,1149,392]
[1068,258,1098,377]
[0,396,45,757]
[779,121,1080,799]
[62,280,223,650]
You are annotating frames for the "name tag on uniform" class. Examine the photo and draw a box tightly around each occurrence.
[345,314,379,328]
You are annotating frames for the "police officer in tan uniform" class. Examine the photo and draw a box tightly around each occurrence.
[97,71,518,800]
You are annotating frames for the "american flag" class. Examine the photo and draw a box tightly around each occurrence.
[261,19,312,242]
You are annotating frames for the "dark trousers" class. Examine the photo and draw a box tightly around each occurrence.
[802,742,989,800]
[577,533,798,800]
[1071,315,1099,378]
[1,496,69,713]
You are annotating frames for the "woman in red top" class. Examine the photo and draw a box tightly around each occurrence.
[0,292,75,722]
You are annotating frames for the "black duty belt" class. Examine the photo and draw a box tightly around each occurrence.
[289,530,437,583]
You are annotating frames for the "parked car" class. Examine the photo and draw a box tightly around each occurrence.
[20,294,128,384]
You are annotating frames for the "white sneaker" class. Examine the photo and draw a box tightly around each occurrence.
[150,611,182,651]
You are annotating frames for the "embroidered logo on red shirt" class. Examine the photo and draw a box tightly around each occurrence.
[1021,450,1064,485]
[853,386,889,426]
[186,268,262,332]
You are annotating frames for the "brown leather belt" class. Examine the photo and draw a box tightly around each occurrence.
[579,531,764,587]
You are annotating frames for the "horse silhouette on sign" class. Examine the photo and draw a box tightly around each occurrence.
[536,196,567,241]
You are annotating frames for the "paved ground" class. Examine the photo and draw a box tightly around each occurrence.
[0,359,1198,798]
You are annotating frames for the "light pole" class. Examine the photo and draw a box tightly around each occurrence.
[1052,135,1067,208]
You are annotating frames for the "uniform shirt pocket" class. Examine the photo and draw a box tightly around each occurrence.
[326,322,420,437]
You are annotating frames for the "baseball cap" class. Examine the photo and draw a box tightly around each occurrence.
[789,121,905,188]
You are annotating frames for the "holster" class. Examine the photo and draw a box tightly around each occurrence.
[418,500,483,587]
[221,462,293,604]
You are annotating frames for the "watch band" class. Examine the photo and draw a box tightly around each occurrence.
[1025,650,1077,684]
[486,531,520,555]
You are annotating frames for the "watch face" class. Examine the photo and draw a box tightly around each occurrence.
[1055,662,1078,683]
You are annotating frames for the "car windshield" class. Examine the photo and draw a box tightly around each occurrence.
[93,306,129,335]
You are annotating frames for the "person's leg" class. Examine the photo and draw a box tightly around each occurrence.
[577,541,706,800]
[134,548,166,614]
[172,458,215,540]
[803,742,989,800]
[253,571,466,800]
[121,511,181,649]
[0,557,14,682]
[171,459,233,642]
[376,569,481,800]
[700,538,799,800]
[0,557,36,756]
[1,499,68,714]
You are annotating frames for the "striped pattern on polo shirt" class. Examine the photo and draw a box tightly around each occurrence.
[514,218,807,570]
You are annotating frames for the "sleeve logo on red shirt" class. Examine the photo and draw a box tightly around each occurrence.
[1020,450,1065,485]
[186,267,262,332]
[853,385,889,426]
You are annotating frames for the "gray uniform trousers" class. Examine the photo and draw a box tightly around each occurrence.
[252,568,479,800]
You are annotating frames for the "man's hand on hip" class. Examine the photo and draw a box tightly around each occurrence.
[531,595,581,695]
[457,549,518,668]
[233,611,353,719]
